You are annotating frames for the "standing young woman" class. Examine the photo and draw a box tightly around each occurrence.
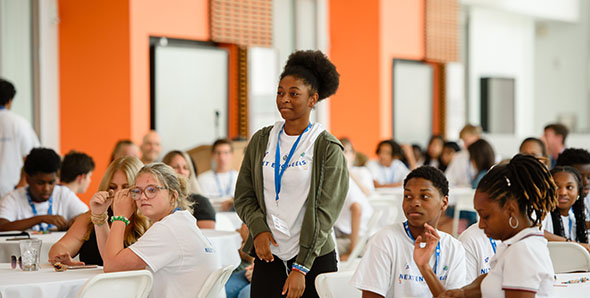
[234,50,348,298]
[437,154,558,298]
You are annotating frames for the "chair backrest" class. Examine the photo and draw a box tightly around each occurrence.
[548,242,590,273]
[77,270,153,298]
[197,265,236,298]
[339,208,384,271]
[215,213,236,231]
[315,271,361,298]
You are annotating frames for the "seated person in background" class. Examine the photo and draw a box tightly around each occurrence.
[49,156,149,266]
[162,150,215,229]
[110,139,140,162]
[335,138,374,261]
[340,138,374,196]
[438,154,556,298]
[93,163,220,298]
[351,166,466,298]
[445,124,481,187]
[556,148,590,229]
[140,130,162,164]
[60,150,95,194]
[0,148,88,232]
[198,139,238,211]
[412,144,425,166]
[544,123,568,168]
[225,224,254,298]
[519,137,549,167]
[424,135,445,168]
[439,141,460,173]
[366,140,410,188]
[467,139,495,189]
[541,166,590,252]
[458,223,500,283]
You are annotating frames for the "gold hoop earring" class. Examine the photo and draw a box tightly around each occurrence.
[509,216,519,229]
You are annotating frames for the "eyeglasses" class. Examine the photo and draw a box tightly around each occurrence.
[129,185,167,200]
[11,255,22,270]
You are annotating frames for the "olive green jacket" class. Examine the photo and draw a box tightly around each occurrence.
[234,125,349,269]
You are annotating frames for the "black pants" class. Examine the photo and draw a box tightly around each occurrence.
[250,250,338,298]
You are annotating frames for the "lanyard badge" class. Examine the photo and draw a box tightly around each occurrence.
[26,187,54,232]
[274,123,312,205]
[404,221,441,275]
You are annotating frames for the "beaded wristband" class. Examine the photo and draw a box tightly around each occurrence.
[291,263,309,275]
[90,212,108,226]
[110,215,130,226]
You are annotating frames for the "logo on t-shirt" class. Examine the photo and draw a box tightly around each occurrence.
[404,263,410,270]
[484,257,489,263]
[204,247,214,253]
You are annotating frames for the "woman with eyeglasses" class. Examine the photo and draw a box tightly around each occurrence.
[49,156,149,266]
[90,162,220,298]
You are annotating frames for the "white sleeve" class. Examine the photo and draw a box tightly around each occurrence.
[19,122,40,157]
[500,245,545,293]
[541,215,553,234]
[460,237,479,284]
[64,191,89,220]
[129,222,180,272]
[0,194,17,221]
[446,242,467,289]
[350,235,393,296]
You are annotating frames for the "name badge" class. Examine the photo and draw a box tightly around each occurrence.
[271,215,291,237]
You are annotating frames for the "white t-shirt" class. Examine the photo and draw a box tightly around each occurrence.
[0,186,88,231]
[334,177,373,235]
[350,223,467,298]
[262,121,324,261]
[541,209,579,242]
[198,169,238,201]
[366,159,410,185]
[458,224,500,283]
[0,109,40,197]
[129,210,220,298]
[584,194,590,221]
[349,166,375,195]
[444,150,475,188]
[480,227,554,298]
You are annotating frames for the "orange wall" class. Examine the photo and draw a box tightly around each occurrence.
[60,0,210,204]
[330,0,426,157]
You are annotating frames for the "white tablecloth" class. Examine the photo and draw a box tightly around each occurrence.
[0,263,102,298]
[554,272,590,297]
[202,229,242,269]
[0,231,66,264]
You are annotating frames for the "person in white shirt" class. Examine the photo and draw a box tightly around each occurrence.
[438,154,557,298]
[0,148,88,231]
[198,139,239,211]
[91,163,220,298]
[335,138,374,261]
[60,151,95,194]
[0,78,40,197]
[458,223,500,283]
[444,124,481,188]
[351,166,467,298]
[424,135,444,168]
[139,130,162,164]
[554,148,590,233]
[541,166,590,251]
[366,140,410,188]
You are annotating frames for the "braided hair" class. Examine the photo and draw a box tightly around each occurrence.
[549,166,587,243]
[476,154,557,226]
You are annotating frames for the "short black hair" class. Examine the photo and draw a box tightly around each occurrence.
[24,147,61,176]
[544,123,569,144]
[376,139,402,158]
[212,138,233,153]
[280,50,340,101]
[556,148,590,166]
[443,141,460,152]
[60,151,95,183]
[0,78,16,106]
[403,166,449,197]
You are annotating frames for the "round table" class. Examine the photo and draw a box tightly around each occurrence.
[202,229,242,268]
[0,263,102,298]
[0,231,66,264]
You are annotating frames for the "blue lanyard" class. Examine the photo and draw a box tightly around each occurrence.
[488,237,497,254]
[403,221,440,275]
[173,207,181,212]
[274,123,311,203]
[567,208,573,240]
[26,187,53,231]
[214,172,233,197]
[381,164,395,184]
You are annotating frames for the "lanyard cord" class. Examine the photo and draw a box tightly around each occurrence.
[26,187,53,231]
[403,221,441,275]
[214,171,233,197]
[274,123,312,204]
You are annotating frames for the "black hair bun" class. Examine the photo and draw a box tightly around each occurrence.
[281,50,340,101]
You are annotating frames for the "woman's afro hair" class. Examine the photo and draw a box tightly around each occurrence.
[280,50,340,101]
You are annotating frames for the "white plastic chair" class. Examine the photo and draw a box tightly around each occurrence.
[548,242,590,273]
[215,213,236,231]
[77,270,153,298]
[197,265,236,298]
[339,208,384,270]
[315,270,361,298]
[450,188,477,237]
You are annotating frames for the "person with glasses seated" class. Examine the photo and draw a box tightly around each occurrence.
[49,156,150,266]
[92,163,220,298]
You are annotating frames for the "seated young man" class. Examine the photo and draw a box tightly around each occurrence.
[350,166,466,298]
[0,148,88,231]
[60,150,95,194]
[198,139,238,211]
